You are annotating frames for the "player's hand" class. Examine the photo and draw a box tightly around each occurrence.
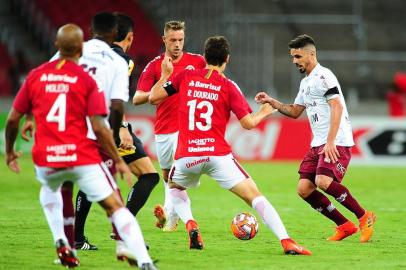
[319,141,340,163]
[259,103,277,116]
[21,119,34,141]
[255,92,272,104]
[115,160,132,187]
[119,127,134,150]
[6,151,22,173]
[161,56,174,79]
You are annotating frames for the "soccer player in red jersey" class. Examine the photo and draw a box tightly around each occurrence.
[5,24,157,269]
[133,21,206,231]
[148,36,311,255]
[256,34,376,242]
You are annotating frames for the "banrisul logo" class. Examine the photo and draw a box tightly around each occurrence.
[189,80,195,87]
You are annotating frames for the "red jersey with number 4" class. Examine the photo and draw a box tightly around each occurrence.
[13,59,107,167]
[137,52,206,134]
[167,69,252,159]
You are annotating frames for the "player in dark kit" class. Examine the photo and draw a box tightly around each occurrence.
[111,13,159,221]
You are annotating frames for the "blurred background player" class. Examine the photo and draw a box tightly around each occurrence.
[255,34,376,243]
[5,23,157,269]
[133,21,206,231]
[148,36,311,255]
[111,12,159,229]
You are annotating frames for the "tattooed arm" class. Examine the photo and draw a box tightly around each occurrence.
[255,92,305,119]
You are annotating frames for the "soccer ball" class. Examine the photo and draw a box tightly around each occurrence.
[230,212,259,240]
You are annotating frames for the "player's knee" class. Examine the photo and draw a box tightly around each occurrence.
[99,194,123,216]
[297,183,314,198]
[139,172,160,187]
[315,175,332,191]
[129,158,157,177]
[232,179,262,205]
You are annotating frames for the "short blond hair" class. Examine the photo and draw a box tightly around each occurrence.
[164,21,185,35]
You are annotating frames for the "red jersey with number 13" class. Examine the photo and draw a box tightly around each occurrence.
[137,52,206,134]
[168,69,252,159]
[12,59,107,167]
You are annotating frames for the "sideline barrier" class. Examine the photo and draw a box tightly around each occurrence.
[1,114,405,165]
[125,115,406,165]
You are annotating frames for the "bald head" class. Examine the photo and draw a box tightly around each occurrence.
[55,24,84,59]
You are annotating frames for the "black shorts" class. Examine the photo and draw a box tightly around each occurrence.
[119,123,148,164]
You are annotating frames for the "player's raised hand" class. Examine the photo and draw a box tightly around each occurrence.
[115,159,133,187]
[161,56,174,79]
[21,119,34,141]
[255,92,272,104]
[6,150,22,173]
[319,141,340,163]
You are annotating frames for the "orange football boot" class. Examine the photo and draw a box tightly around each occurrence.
[186,220,204,250]
[281,238,312,255]
[327,220,358,241]
[153,205,166,229]
[359,211,376,243]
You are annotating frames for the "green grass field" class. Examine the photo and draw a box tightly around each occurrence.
[0,155,405,270]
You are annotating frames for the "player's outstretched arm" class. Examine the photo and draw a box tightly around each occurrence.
[132,90,150,105]
[5,108,24,173]
[239,103,277,130]
[255,92,305,119]
[90,115,132,185]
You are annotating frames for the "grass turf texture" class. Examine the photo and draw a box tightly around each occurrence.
[0,155,405,270]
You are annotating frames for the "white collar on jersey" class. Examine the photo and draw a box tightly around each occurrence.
[86,38,111,49]
[307,63,321,77]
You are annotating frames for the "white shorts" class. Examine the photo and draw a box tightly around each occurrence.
[155,132,178,170]
[169,153,250,189]
[35,162,117,202]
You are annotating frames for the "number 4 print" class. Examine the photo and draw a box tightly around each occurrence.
[46,93,66,131]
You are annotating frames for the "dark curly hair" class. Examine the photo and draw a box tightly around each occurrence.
[204,36,230,66]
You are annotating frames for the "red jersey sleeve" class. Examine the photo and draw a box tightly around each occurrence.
[228,80,252,120]
[86,76,108,117]
[13,72,33,114]
[197,55,206,68]
[137,60,157,92]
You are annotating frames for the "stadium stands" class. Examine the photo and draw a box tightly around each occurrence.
[141,0,406,102]
[31,0,161,63]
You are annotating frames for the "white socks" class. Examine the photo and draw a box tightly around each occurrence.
[110,207,152,267]
[170,188,193,223]
[252,196,289,240]
[39,186,68,244]
[163,180,172,212]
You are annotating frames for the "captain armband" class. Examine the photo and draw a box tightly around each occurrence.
[323,86,339,97]
[163,81,177,96]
